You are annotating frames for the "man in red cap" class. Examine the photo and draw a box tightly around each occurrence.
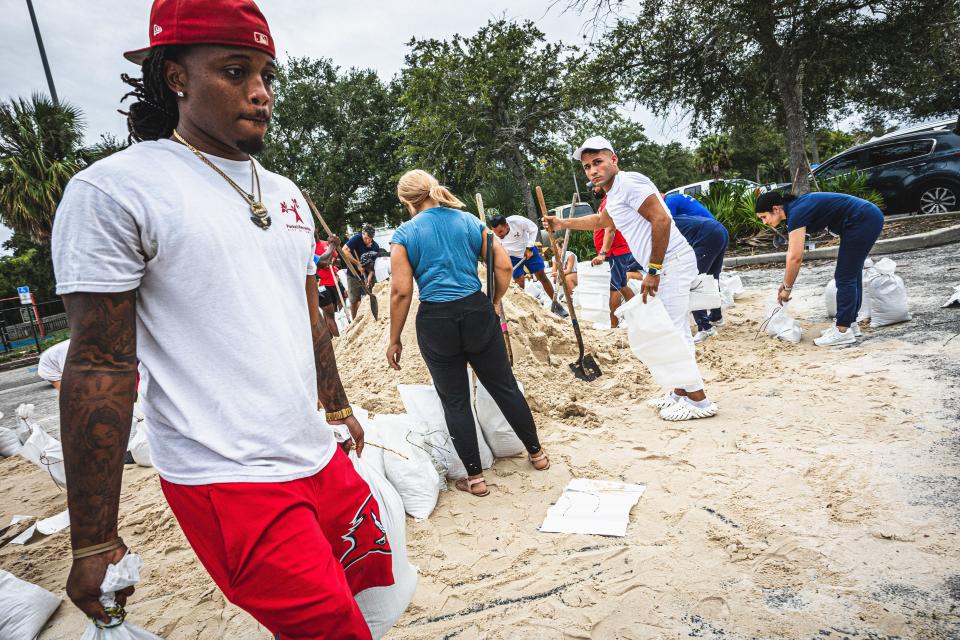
[51,2,393,638]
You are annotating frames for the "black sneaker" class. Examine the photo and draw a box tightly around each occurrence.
[551,301,569,318]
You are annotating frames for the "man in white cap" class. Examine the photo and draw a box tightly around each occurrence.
[543,136,717,420]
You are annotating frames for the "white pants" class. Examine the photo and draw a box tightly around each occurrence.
[657,249,704,392]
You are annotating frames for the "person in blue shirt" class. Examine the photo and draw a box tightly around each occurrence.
[664,203,730,342]
[755,191,884,347]
[387,170,549,497]
[342,224,382,319]
[664,193,715,220]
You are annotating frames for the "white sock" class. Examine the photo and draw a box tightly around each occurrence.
[687,397,712,409]
[670,392,683,402]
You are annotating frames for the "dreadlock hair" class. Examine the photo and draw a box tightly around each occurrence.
[119,45,185,142]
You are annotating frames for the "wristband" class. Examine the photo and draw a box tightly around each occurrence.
[782,283,793,291]
[325,406,354,421]
[73,537,125,560]
[648,262,663,269]
[599,250,607,255]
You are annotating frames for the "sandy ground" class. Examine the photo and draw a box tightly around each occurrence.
[1,244,958,639]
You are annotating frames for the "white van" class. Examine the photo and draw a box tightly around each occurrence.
[664,178,760,198]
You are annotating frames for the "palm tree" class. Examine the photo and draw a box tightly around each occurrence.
[695,134,732,181]
[0,94,85,242]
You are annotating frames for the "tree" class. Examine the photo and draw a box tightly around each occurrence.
[262,58,403,233]
[400,19,616,221]
[0,94,85,242]
[694,134,732,180]
[567,0,959,195]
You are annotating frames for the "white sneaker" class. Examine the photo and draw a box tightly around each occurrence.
[821,322,861,337]
[814,326,857,347]
[660,398,719,421]
[693,328,717,344]
[711,318,726,329]
[646,393,679,409]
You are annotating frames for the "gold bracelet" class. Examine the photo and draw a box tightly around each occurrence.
[73,537,125,560]
[325,406,354,421]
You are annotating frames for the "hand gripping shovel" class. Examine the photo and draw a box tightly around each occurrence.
[536,186,602,382]
[475,193,514,365]
[302,191,379,320]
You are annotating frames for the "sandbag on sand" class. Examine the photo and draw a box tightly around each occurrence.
[867,258,911,327]
[376,414,444,520]
[0,569,61,639]
[19,424,67,487]
[763,298,802,344]
[349,450,417,639]
[474,381,526,457]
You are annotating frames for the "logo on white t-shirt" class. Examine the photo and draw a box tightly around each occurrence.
[281,198,311,233]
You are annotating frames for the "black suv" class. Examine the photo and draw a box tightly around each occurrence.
[812,120,960,215]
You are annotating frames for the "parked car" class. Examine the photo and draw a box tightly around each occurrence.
[812,120,960,215]
[538,202,595,247]
[664,178,760,198]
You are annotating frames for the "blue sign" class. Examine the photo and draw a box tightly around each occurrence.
[17,286,29,295]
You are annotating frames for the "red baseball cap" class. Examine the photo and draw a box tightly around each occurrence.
[124,0,275,65]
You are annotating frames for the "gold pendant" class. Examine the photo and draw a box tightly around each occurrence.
[250,202,271,230]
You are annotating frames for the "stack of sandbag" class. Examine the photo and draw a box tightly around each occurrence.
[473,380,526,457]
[764,298,802,343]
[614,296,704,390]
[867,258,911,327]
[719,273,744,309]
[79,553,162,639]
[371,413,444,521]
[349,450,418,639]
[573,261,611,328]
[824,258,882,321]
[0,411,20,457]
[0,569,61,639]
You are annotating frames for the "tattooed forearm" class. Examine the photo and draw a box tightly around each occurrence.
[60,291,139,549]
[305,277,350,411]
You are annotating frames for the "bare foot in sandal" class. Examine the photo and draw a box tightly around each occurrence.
[455,475,489,496]
[529,450,550,471]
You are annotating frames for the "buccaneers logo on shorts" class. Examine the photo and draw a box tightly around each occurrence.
[340,493,392,570]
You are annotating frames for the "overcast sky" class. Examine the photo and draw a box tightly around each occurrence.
[1,0,690,255]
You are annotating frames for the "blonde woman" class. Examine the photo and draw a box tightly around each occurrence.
[386,170,550,497]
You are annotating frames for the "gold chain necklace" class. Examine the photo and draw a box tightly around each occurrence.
[172,129,271,230]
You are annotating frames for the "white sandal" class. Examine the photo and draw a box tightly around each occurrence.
[660,399,718,421]
[647,393,679,410]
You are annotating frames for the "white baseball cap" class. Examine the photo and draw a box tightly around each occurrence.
[572,136,615,161]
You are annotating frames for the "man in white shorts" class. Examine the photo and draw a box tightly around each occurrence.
[543,136,717,421]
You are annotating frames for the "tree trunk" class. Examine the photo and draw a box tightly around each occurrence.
[809,130,820,166]
[504,145,538,222]
[776,68,811,195]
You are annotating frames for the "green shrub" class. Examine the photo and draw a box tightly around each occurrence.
[814,171,884,208]
[695,182,766,242]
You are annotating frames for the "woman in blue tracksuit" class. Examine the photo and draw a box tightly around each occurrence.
[755,191,884,346]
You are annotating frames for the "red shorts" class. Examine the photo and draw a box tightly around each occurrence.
[160,448,393,640]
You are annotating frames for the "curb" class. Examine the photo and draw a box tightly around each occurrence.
[724,223,960,268]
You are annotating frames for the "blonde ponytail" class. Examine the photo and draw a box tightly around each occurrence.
[397,169,464,210]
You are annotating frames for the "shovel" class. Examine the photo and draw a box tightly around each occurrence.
[302,191,379,320]
[475,193,514,365]
[536,186,602,382]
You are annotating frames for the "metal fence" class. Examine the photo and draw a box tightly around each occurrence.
[0,298,68,353]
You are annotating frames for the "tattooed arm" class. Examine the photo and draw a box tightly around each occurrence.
[61,291,139,623]
[306,276,363,455]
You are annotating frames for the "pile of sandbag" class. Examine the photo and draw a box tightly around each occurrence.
[763,299,802,344]
[573,261,611,328]
[719,273,745,309]
[823,257,911,327]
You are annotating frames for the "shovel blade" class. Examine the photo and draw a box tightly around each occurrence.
[569,354,602,382]
[369,292,379,320]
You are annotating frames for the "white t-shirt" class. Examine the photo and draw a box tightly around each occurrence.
[556,251,578,273]
[52,139,336,485]
[37,339,70,383]
[605,171,691,269]
[500,215,540,258]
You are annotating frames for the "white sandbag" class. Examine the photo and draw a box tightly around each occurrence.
[943,284,960,308]
[824,279,838,318]
[474,381,526,457]
[349,451,417,639]
[764,299,802,343]
[0,569,61,639]
[358,416,387,479]
[615,296,703,390]
[859,258,879,321]
[868,258,911,327]
[397,383,493,480]
[128,425,153,468]
[377,414,443,520]
[688,273,722,311]
[374,256,391,283]
[0,412,20,457]
[19,425,67,487]
[719,273,744,299]
[15,403,36,445]
[80,553,162,639]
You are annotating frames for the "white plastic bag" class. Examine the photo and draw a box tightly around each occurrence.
[474,381,526,458]
[868,258,911,327]
[0,569,61,639]
[19,424,67,487]
[615,296,704,390]
[398,384,493,480]
[764,299,802,343]
[349,451,417,639]
[80,553,162,639]
[824,279,838,318]
[15,403,36,445]
[688,273,722,311]
[377,414,444,520]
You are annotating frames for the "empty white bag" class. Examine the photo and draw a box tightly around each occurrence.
[79,553,162,639]
[615,296,704,390]
[0,569,61,639]
[376,414,444,520]
[688,273,722,311]
[349,451,417,639]
[127,424,153,468]
[764,299,802,343]
[20,424,67,487]
[397,383,493,480]
[474,381,526,457]
[867,258,911,327]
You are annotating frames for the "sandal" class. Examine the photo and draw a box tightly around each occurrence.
[455,476,489,497]
[529,450,550,471]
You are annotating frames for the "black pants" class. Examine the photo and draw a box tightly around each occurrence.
[691,226,729,331]
[416,291,541,476]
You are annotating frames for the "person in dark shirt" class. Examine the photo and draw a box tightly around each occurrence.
[755,191,884,346]
[664,193,715,220]
[667,210,730,342]
[342,224,381,318]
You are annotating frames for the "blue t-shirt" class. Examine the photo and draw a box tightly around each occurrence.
[785,192,876,234]
[345,233,381,277]
[665,194,715,220]
[672,215,729,249]
[390,207,485,303]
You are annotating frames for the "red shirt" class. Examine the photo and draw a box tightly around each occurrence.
[593,198,631,257]
[315,240,338,287]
